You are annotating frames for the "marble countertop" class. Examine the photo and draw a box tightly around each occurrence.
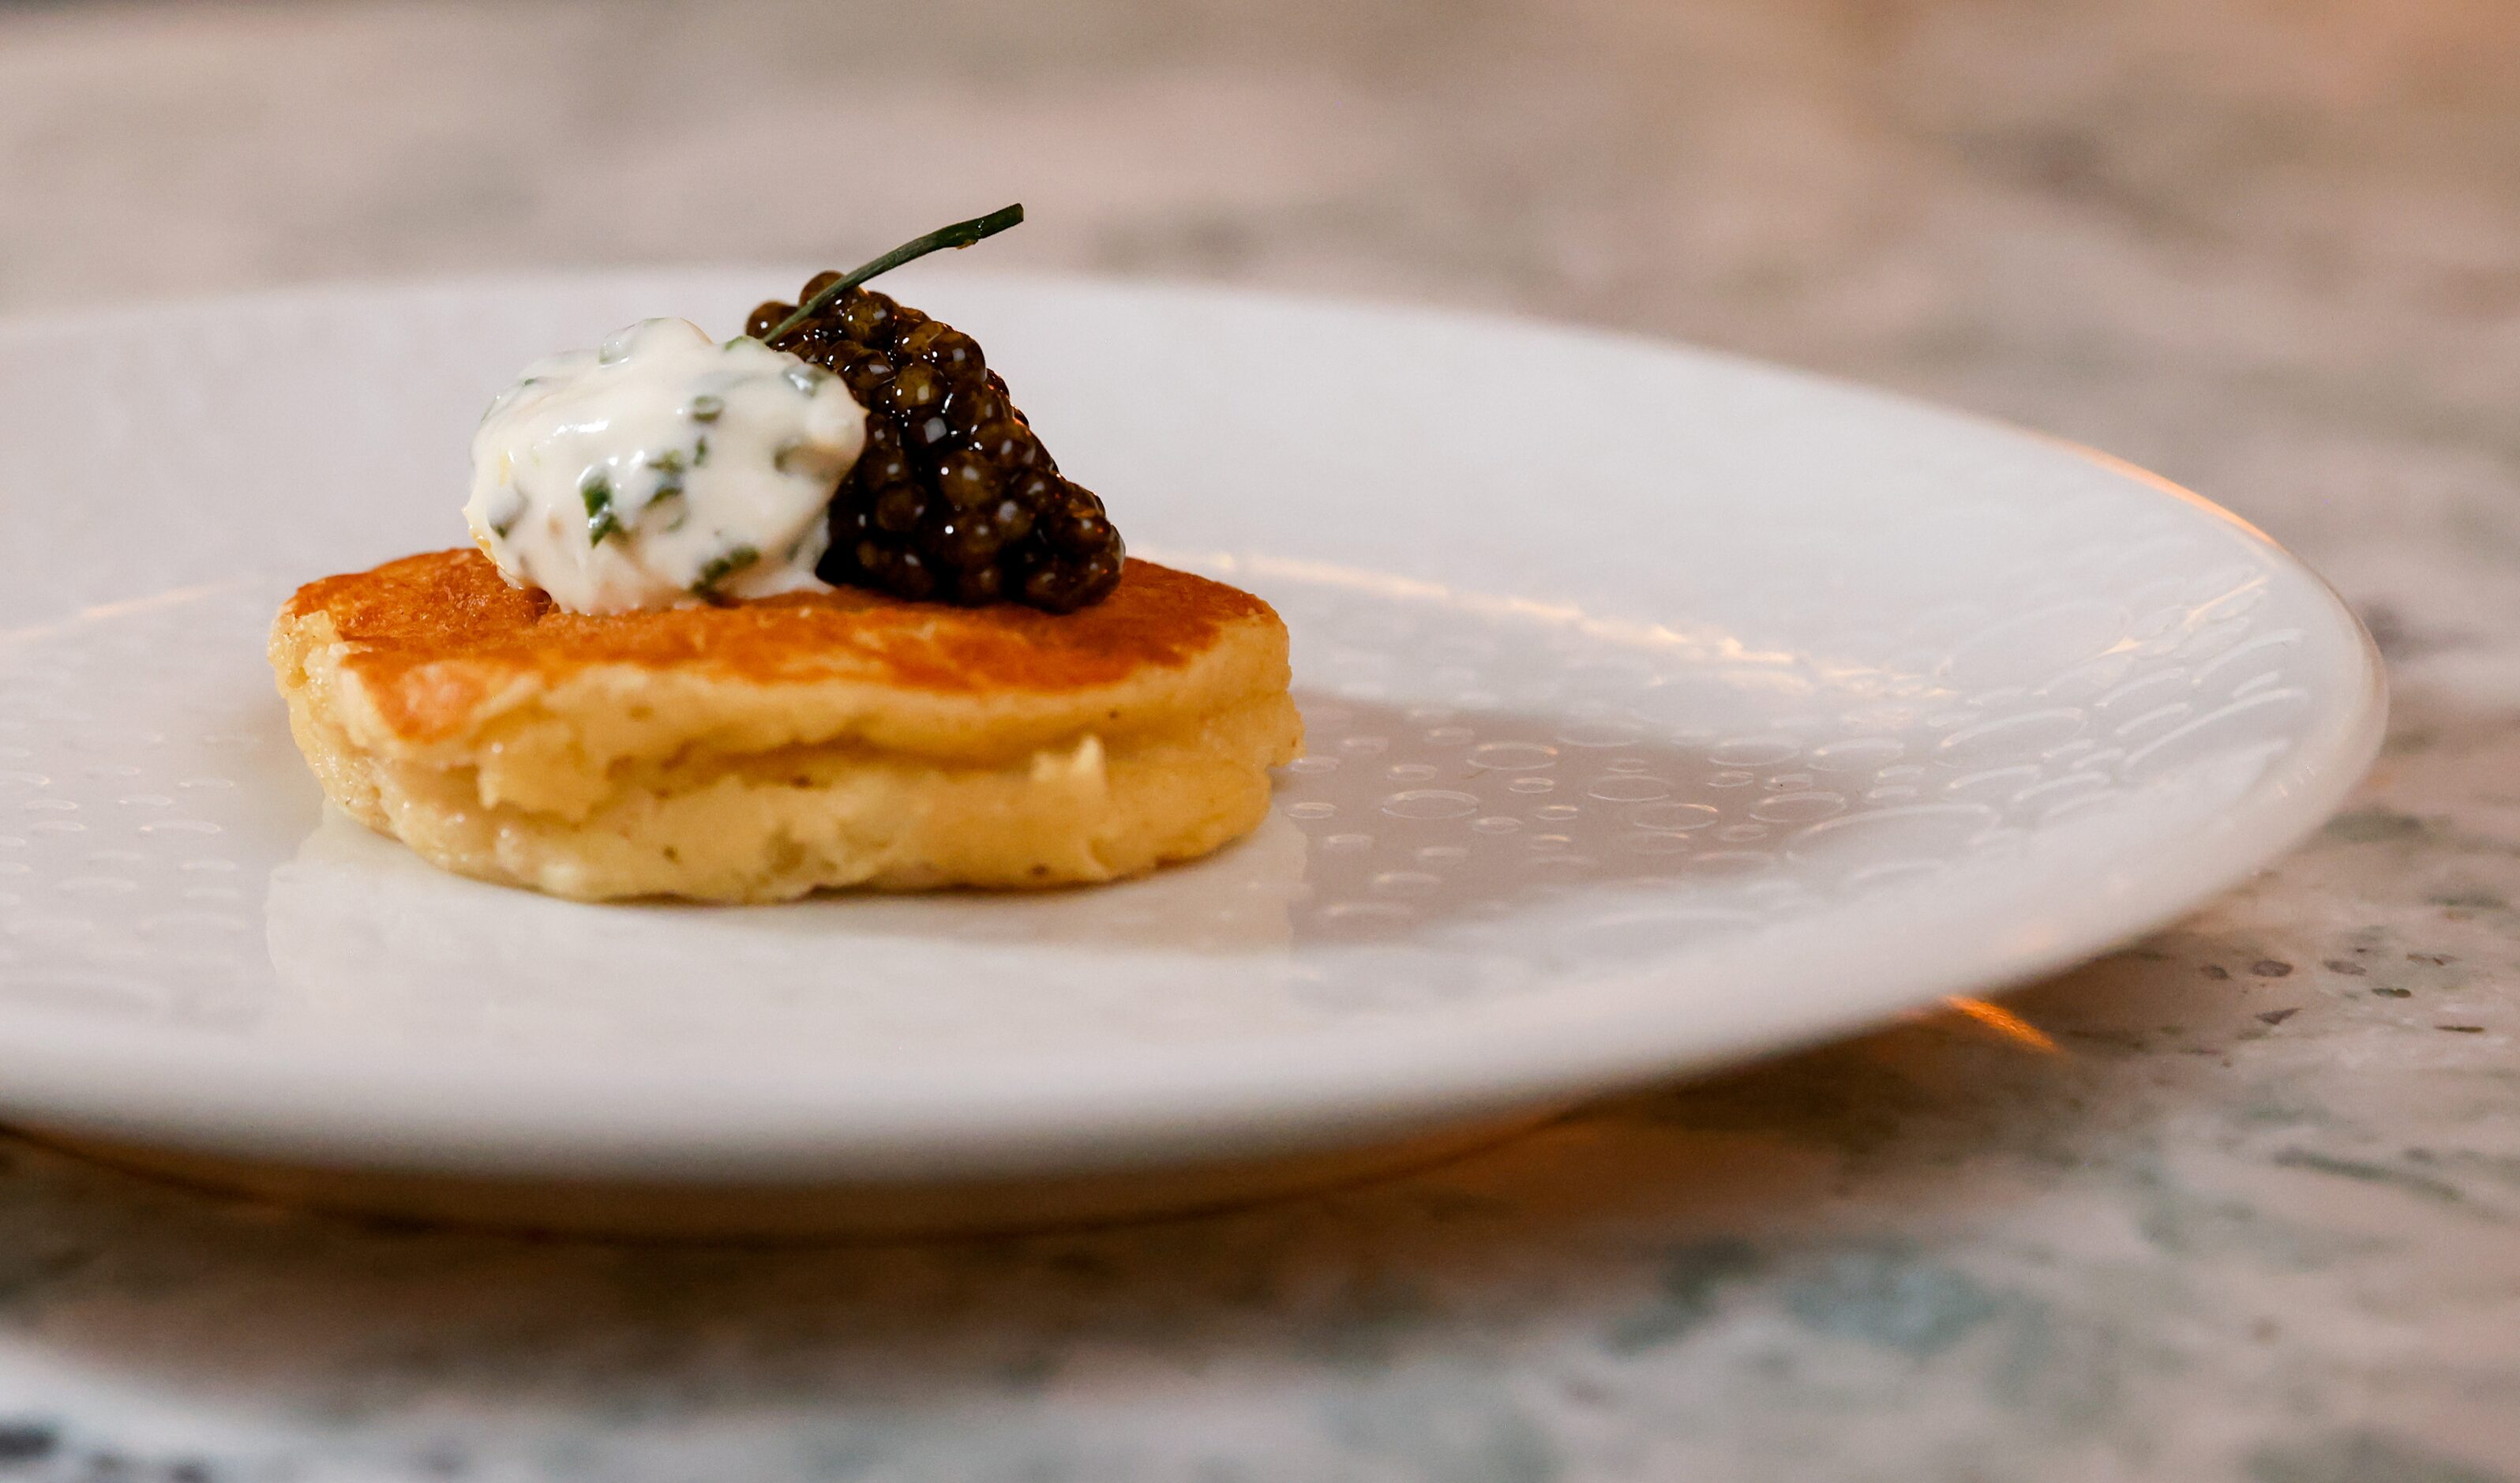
[1,1,2515,1477]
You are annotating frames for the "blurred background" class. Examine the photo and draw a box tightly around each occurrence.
[5,0,2517,672]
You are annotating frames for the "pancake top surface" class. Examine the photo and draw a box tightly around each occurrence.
[278,550,1288,752]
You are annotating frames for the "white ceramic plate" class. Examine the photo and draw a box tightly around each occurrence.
[0,271,2382,1190]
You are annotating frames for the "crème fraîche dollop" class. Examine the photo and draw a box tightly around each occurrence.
[463,317,864,614]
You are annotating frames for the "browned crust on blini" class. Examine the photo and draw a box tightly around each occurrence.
[270,550,1303,901]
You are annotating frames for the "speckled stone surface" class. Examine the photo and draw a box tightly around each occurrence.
[0,2,2515,1477]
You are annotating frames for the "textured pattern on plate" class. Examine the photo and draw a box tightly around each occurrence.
[0,275,2378,1171]
[0,541,2316,1049]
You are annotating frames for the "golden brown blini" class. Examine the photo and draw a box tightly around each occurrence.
[270,550,1302,902]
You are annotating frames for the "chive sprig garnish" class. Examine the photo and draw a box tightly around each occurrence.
[766,203,1024,343]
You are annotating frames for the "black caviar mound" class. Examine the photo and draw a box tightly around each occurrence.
[750,277,1124,613]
